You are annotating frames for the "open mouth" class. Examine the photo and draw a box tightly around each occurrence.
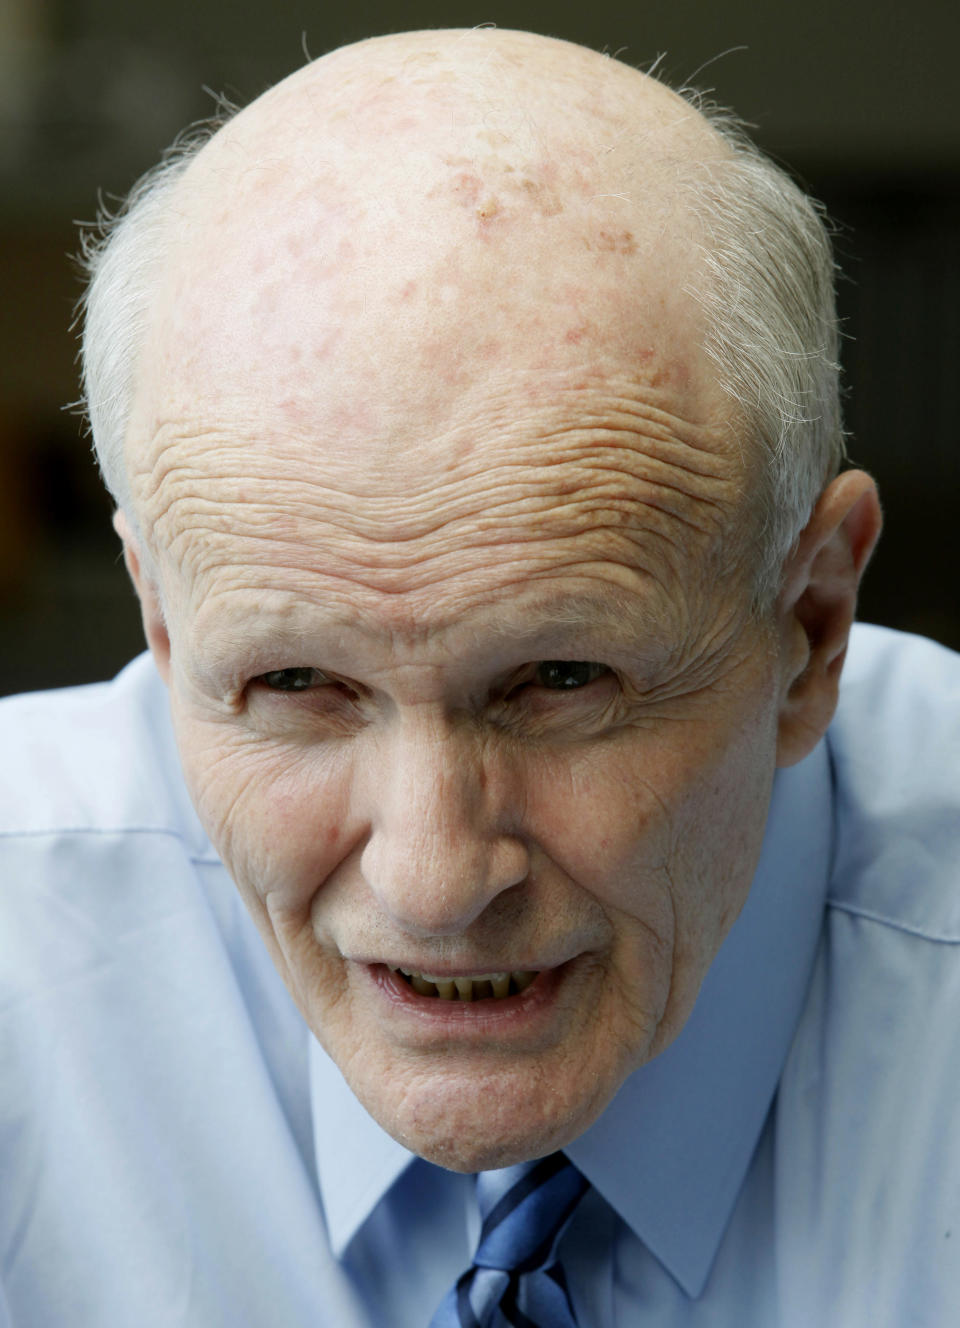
[390,966,539,1002]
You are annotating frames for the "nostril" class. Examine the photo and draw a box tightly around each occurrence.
[359,830,529,936]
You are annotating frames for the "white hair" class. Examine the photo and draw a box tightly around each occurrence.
[679,108,845,605]
[78,116,228,531]
[78,80,844,607]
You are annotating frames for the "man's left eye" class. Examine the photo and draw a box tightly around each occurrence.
[257,667,328,691]
[532,661,610,690]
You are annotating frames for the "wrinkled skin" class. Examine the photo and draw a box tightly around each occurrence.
[117,30,881,1170]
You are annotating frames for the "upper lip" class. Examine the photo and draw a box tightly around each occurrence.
[352,951,581,976]
[391,963,534,977]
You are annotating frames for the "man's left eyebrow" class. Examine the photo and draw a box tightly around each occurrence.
[484,589,662,640]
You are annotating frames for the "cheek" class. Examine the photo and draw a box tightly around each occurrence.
[172,708,355,909]
[526,720,775,949]
[524,742,678,901]
[651,723,778,1034]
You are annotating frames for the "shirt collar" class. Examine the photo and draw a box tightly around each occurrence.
[310,741,833,1296]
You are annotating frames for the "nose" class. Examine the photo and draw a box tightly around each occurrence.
[359,718,529,936]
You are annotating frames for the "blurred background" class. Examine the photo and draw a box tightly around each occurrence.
[1,0,957,695]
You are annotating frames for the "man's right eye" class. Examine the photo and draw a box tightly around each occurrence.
[257,667,328,691]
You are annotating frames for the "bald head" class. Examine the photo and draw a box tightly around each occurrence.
[82,28,843,604]
[191,27,723,213]
[210,27,715,154]
[130,29,728,504]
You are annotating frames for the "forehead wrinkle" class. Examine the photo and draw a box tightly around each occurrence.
[143,441,734,530]
[167,520,694,612]
[133,368,734,488]
[133,386,742,547]
[137,422,748,627]
[142,455,739,603]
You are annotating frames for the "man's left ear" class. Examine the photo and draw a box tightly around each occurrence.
[775,469,882,767]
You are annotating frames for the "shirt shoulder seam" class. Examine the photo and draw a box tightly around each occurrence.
[825,896,960,945]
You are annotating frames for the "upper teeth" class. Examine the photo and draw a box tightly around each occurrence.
[391,967,537,1001]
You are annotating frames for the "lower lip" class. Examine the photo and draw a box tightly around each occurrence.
[365,962,570,1034]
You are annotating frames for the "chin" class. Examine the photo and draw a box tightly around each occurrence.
[349,1056,617,1173]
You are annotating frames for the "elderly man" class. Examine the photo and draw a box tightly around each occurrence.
[2,26,958,1328]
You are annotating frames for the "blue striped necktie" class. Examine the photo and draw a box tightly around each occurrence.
[429,1152,590,1328]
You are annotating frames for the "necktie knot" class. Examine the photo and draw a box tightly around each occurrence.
[429,1152,589,1328]
[473,1152,589,1275]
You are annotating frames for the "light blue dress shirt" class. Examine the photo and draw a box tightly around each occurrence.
[1,624,958,1326]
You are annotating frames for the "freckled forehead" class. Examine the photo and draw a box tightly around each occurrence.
[132,221,725,523]
[129,28,727,453]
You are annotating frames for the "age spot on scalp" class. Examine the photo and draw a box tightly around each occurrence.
[564,321,597,345]
[520,177,563,218]
[450,172,483,207]
[590,228,638,255]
